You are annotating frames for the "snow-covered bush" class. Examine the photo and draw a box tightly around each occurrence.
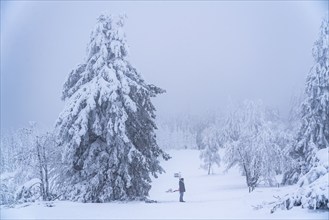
[15,178,41,204]
[271,148,329,212]
[0,125,60,205]
[0,172,16,205]
[0,124,38,205]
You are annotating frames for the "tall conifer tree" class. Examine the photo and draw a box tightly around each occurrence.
[56,14,169,202]
[290,17,329,180]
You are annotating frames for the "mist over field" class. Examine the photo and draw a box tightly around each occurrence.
[1,1,328,220]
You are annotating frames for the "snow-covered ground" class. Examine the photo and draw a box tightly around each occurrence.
[1,150,328,219]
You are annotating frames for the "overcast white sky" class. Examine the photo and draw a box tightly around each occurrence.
[1,1,328,131]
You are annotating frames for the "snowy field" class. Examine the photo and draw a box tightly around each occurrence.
[1,149,327,219]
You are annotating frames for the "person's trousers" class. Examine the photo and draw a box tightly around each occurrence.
[179,192,184,202]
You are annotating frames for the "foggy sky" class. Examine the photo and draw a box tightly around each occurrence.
[1,1,328,132]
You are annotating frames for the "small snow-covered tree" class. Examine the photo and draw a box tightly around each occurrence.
[223,100,283,192]
[33,132,59,201]
[55,14,169,202]
[199,126,221,175]
[0,125,37,205]
[0,124,59,205]
[286,16,329,183]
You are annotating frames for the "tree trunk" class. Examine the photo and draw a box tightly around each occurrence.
[242,164,251,192]
[36,139,45,200]
[42,141,50,200]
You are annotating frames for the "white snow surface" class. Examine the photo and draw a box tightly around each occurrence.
[316,148,329,166]
[1,150,328,219]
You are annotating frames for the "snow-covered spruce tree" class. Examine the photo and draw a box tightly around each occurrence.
[270,17,329,212]
[55,14,169,202]
[223,100,284,192]
[199,125,221,175]
[286,16,329,183]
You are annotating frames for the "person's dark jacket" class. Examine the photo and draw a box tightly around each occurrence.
[179,179,186,192]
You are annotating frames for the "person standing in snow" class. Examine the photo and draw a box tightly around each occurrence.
[179,178,186,202]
